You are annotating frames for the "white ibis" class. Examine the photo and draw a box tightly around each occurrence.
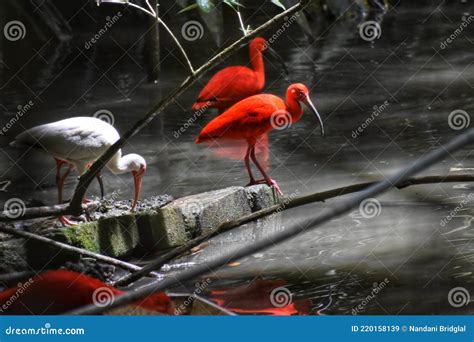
[11,117,146,223]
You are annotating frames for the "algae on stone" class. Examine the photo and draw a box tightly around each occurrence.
[60,222,100,253]
[138,207,188,250]
[98,215,139,258]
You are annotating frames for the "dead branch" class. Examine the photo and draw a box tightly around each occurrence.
[0,203,69,222]
[66,129,474,315]
[0,0,310,221]
[67,0,312,216]
[0,225,159,276]
[114,173,474,286]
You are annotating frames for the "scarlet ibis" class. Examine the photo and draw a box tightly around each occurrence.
[11,117,146,221]
[196,83,324,194]
[192,37,288,113]
[0,270,171,314]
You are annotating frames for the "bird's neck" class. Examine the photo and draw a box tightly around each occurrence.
[249,48,265,89]
[106,151,130,174]
[286,95,303,122]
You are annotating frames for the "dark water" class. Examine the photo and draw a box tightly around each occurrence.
[1,1,473,314]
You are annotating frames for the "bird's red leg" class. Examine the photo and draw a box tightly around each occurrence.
[82,164,105,203]
[58,216,74,226]
[244,143,257,186]
[54,159,75,226]
[55,159,72,204]
[55,159,66,202]
[250,146,283,195]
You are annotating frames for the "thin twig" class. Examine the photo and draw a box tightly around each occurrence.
[157,17,194,74]
[0,225,159,276]
[103,0,194,74]
[114,173,474,286]
[237,11,248,35]
[66,130,474,315]
[67,0,312,216]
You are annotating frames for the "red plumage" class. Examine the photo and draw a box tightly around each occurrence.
[193,37,268,113]
[196,94,287,143]
[0,270,171,315]
[196,83,324,195]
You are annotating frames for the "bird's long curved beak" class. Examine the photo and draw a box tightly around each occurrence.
[302,96,324,136]
[131,170,144,211]
[266,46,289,76]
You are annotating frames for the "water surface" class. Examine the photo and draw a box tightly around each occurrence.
[1,1,473,314]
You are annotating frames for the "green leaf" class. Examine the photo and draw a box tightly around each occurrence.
[270,0,286,10]
[197,0,214,13]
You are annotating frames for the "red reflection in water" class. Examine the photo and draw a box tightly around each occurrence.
[209,279,312,316]
[0,270,171,315]
[205,134,270,172]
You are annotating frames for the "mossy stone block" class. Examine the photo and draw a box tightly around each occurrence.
[170,186,252,236]
[59,222,100,252]
[26,222,99,269]
[136,208,188,251]
[245,184,281,212]
[98,215,139,258]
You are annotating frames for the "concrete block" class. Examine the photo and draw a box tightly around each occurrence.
[98,215,139,258]
[135,186,278,252]
[136,208,188,251]
[26,223,98,269]
[245,184,281,212]
[169,186,252,236]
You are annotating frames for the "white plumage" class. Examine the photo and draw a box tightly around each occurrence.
[11,117,147,214]
[12,117,137,173]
